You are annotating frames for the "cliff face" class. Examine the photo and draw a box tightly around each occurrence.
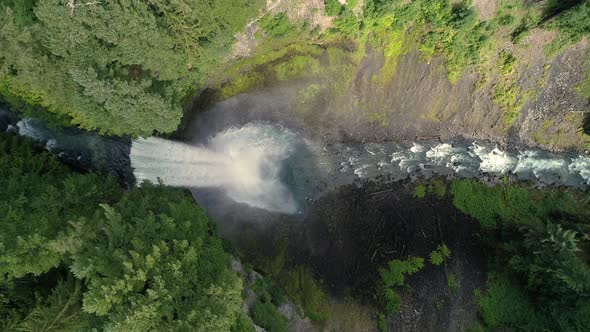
[206,0,590,152]
[339,36,590,151]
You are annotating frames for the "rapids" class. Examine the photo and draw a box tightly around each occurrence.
[5,105,590,214]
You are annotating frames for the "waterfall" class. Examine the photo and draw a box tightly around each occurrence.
[130,124,300,214]
[10,113,590,214]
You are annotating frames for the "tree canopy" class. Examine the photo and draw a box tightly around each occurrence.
[0,0,263,136]
[451,179,590,331]
[0,133,243,331]
[71,185,243,331]
[0,133,120,278]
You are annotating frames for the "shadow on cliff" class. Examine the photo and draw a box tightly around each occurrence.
[540,0,583,24]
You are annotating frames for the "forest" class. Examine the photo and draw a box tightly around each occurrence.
[0,133,245,331]
[1,0,590,331]
[0,0,263,136]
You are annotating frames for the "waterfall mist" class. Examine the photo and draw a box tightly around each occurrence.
[131,123,302,214]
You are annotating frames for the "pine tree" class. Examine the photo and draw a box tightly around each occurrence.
[0,134,119,278]
[70,184,243,331]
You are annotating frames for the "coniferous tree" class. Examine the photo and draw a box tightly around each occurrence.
[0,134,119,278]
[0,0,263,136]
[0,134,245,331]
[70,184,243,331]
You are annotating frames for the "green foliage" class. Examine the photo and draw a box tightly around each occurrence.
[509,223,590,301]
[260,13,298,38]
[346,0,360,10]
[214,42,325,99]
[11,278,88,332]
[458,177,590,330]
[546,2,590,54]
[552,300,590,331]
[333,9,361,36]
[493,81,527,126]
[231,311,257,332]
[490,49,531,127]
[326,0,496,84]
[380,256,424,315]
[415,179,449,200]
[477,275,544,330]
[377,313,387,332]
[0,134,244,331]
[429,244,451,266]
[280,266,330,322]
[0,0,263,136]
[325,47,361,97]
[346,0,590,87]
[0,133,119,278]
[70,184,243,331]
[479,274,590,330]
[273,56,321,81]
[145,0,264,64]
[450,179,588,228]
[414,185,427,198]
[498,14,515,26]
[511,18,532,43]
[252,277,287,307]
[499,51,518,76]
[578,57,590,100]
[492,0,541,43]
[250,299,288,332]
[451,179,514,227]
[220,72,265,99]
[0,0,37,26]
[383,288,402,314]
[380,257,424,288]
[414,180,447,199]
[294,84,326,121]
[368,0,492,82]
[261,238,288,278]
[428,179,447,198]
[579,76,590,100]
[448,273,458,293]
[325,0,345,16]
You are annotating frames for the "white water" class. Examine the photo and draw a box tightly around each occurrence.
[131,124,300,214]
[335,141,590,187]
[11,118,590,214]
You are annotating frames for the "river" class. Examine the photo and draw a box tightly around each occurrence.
[2,95,589,215]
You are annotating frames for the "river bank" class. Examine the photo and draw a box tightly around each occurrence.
[213,178,487,331]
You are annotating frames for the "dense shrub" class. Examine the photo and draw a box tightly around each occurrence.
[380,257,424,314]
[280,267,330,322]
[250,299,288,332]
[325,0,345,16]
[546,1,590,54]
[477,275,544,329]
[231,312,257,332]
[450,179,585,227]
[260,13,299,38]
[452,179,590,330]
[429,244,451,266]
